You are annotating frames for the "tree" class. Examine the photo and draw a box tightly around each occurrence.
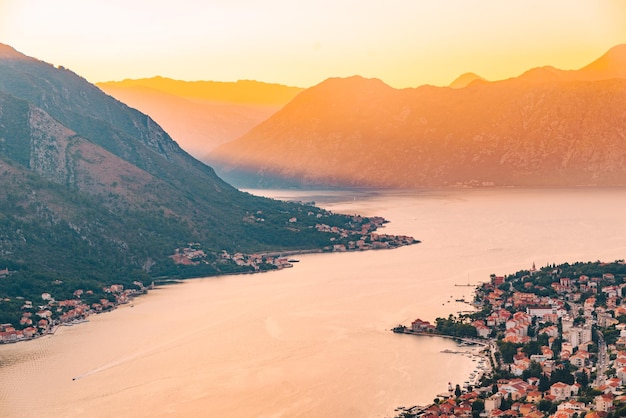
[538,399,553,412]
[537,332,550,347]
[472,399,485,413]
[455,384,462,397]
[498,341,520,364]
[522,340,541,357]
[552,337,563,357]
[576,371,589,388]
[538,374,551,392]
[472,399,485,418]
[550,367,575,385]
[522,361,543,379]
[500,394,512,411]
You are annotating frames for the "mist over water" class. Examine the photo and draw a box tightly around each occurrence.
[2,188,625,417]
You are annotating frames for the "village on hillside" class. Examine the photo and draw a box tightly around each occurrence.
[395,260,626,418]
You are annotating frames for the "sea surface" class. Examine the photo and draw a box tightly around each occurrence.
[1,188,626,417]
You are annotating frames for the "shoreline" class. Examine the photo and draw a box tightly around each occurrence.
[0,239,420,346]
[392,329,496,417]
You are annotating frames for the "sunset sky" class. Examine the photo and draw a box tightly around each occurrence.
[1,0,625,88]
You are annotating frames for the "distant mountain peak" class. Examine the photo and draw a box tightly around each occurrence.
[517,65,564,83]
[308,76,393,97]
[98,76,303,106]
[449,72,487,89]
[579,44,626,77]
[319,75,390,87]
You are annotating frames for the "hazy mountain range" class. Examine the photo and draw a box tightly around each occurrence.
[0,43,377,306]
[208,44,626,188]
[97,78,303,158]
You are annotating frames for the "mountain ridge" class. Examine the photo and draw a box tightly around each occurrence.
[448,72,486,88]
[97,77,304,157]
[209,44,626,188]
[98,76,304,105]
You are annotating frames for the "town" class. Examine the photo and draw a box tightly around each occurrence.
[395,260,626,418]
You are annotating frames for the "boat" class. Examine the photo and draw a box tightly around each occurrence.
[288,259,300,263]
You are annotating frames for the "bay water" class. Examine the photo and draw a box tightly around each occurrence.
[1,188,625,417]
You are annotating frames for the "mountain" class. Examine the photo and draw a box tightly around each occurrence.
[209,45,626,188]
[0,44,406,315]
[97,77,303,158]
[516,44,626,84]
[573,44,626,81]
[449,72,486,89]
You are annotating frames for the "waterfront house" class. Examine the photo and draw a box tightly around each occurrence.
[475,324,490,338]
[439,399,455,415]
[491,275,505,286]
[411,318,435,332]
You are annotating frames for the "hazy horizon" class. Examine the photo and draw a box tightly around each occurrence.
[1,1,625,88]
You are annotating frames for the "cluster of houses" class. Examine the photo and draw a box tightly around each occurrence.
[220,251,295,270]
[0,282,147,344]
[171,219,418,269]
[416,377,623,418]
[168,245,296,270]
[400,263,626,418]
[169,245,208,265]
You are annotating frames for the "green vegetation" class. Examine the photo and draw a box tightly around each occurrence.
[435,314,478,338]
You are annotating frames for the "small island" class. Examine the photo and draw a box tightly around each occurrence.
[394,260,626,418]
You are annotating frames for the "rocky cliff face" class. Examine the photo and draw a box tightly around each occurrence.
[210,45,626,188]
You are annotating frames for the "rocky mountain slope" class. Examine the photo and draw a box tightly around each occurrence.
[97,77,303,158]
[209,45,626,188]
[0,44,398,305]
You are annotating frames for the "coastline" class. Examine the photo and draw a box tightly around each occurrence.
[0,238,420,346]
[391,329,496,417]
